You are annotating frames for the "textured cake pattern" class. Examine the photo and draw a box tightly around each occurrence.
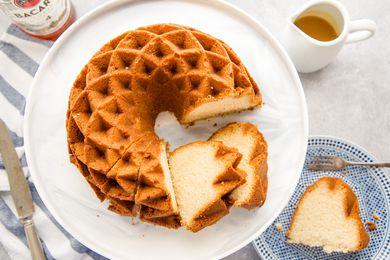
[66,23,261,229]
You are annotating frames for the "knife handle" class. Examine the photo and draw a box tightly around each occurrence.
[22,218,45,260]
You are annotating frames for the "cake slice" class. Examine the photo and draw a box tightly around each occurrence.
[134,135,180,229]
[105,133,180,228]
[287,177,369,253]
[169,141,246,232]
[209,122,268,209]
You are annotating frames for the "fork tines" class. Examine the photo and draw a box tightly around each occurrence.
[308,155,338,171]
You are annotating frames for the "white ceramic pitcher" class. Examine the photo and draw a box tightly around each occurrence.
[282,0,377,73]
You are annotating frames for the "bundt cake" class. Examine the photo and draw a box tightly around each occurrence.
[169,141,245,232]
[209,122,268,209]
[66,23,262,229]
[287,177,369,253]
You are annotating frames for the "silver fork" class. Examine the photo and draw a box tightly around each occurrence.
[309,155,390,171]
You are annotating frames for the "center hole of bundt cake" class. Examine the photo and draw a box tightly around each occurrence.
[153,111,254,150]
[154,112,184,148]
[153,112,209,150]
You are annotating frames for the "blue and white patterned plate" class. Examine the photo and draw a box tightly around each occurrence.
[253,136,390,260]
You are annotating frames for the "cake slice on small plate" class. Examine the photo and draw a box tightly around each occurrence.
[287,177,369,253]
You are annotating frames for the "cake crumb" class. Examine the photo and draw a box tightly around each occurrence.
[341,171,348,175]
[373,213,380,220]
[275,223,283,231]
[366,221,377,231]
[96,214,100,218]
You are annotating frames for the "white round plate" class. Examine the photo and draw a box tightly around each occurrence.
[24,0,308,259]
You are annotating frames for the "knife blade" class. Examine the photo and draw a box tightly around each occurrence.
[0,119,45,260]
[0,119,34,218]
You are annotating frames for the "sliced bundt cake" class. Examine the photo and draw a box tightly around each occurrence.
[66,23,262,228]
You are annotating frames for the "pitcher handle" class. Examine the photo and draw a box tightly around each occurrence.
[346,19,377,44]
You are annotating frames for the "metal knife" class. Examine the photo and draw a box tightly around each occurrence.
[0,119,45,260]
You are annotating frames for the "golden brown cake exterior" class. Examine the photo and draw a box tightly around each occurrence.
[131,134,179,228]
[210,122,268,209]
[66,23,261,229]
[287,177,369,253]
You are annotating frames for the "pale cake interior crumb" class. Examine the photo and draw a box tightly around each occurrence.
[184,96,255,123]
[160,143,178,213]
[169,143,226,226]
[211,127,255,205]
[288,182,362,253]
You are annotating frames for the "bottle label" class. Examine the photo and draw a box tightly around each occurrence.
[0,0,67,32]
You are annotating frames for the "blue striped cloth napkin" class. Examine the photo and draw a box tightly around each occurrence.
[0,25,107,260]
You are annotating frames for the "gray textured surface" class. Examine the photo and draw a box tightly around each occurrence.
[0,0,389,259]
